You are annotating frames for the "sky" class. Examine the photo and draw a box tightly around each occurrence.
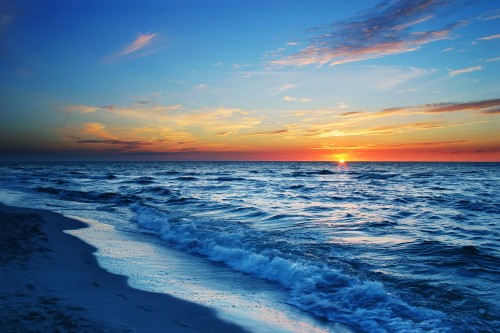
[0,0,499,162]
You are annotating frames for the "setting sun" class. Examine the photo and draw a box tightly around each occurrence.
[0,0,498,163]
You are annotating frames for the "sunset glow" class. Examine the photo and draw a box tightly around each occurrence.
[1,1,499,161]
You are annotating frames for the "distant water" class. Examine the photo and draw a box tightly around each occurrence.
[0,162,499,332]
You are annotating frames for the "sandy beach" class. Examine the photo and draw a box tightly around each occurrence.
[0,203,248,333]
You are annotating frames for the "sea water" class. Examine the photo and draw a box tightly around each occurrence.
[0,162,498,332]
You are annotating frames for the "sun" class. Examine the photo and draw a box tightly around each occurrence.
[332,153,349,166]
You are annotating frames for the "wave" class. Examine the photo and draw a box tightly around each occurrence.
[316,169,335,175]
[214,176,246,182]
[128,176,155,185]
[177,176,198,181]
[155,171,181,176]
[139,186,175,197]
[454,198,500,214]
[355,173,398,180]
[402,240,499,266]
[131,204,453,332]
[35,186,141,205]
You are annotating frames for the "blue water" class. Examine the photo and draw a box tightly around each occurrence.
[0,162,498,332]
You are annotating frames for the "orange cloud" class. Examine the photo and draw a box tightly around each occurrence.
[81,122,116,140]
[244,129,289,137]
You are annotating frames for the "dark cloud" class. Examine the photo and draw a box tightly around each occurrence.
[100,105,116,111]
[480,108,500,115]
[422,98,500,113]
[77,139,152,147]
[245,129,289,136]
[340,111,364,116]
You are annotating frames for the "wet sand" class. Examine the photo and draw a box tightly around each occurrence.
[0,203,248,333]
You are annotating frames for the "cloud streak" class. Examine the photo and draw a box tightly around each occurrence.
[476,33,500,41]
[103,33,158,64]
[283,95,312,103]
[270,0,466,67]
[449,66,483,76]
[245,129,289,137]
[340,98,500,120]
[78,139,152,146]
[64,105,99,114]
[270,83,295,96]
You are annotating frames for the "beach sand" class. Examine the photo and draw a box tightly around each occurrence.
[0,203,248,333]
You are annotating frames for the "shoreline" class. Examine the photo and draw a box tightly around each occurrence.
[0,203,248,333]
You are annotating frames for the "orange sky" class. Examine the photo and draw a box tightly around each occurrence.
[1,1,499,161]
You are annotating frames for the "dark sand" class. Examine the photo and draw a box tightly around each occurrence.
[0,203,249,332]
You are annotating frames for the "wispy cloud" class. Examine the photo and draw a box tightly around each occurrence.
[64,105,99,114]
[485,57,500,63]
[81,122,116,140]
[475,33,500,41]
[244,129,289,137]
[270,83,295,96]
[270,0,466,67]
[340,111,364,117]
[194,83,208,91]
[480,9,500,21]
[62,103,264,145]
[369,98,500,119]
[78,139,152,147]
[283,95,312,103]
[103,33,159,64]
[483,14,500,21]
[315,121,448,138]
[344,98,500,119]
[421,99,500,114]
[449,66,483,76]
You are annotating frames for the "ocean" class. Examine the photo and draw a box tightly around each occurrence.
[0,162,498,332]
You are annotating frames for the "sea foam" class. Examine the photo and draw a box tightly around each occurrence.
[131,203,450,332]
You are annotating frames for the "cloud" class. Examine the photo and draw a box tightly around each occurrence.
[350,98,500,118]
[481,108,500,115]
[421,99,500,113]
[270,0,465,67]
[245,129,289,137]
[340,111,364,117]
[313,121,448,138]
[485,57,500,63]
[64,105,99,114]
[270,83,295,96]
[81,122,116,140]
[283,95,312,103]
[103,33,159,64]
[194,84,208,90]
[483,14,500,21]
[318,98,500,128]
[476,33,500,41]
[77,139,152,146]
[369,66,432,90]
[449,66,483,76]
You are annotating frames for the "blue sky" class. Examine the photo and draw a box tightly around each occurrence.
[1,0,499,161]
